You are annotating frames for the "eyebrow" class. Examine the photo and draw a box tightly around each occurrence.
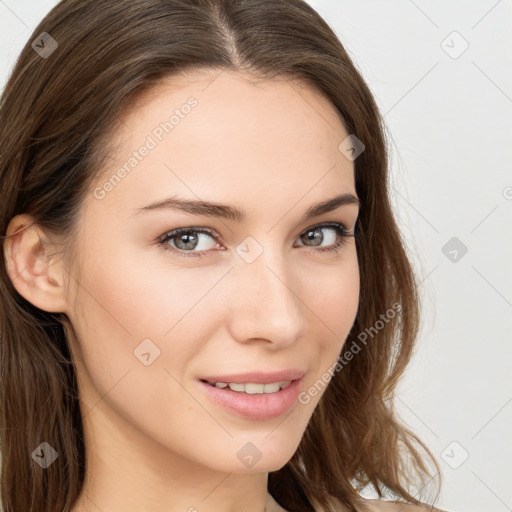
[132,192,360,222]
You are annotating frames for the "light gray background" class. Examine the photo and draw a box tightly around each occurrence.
[1,1,511,511]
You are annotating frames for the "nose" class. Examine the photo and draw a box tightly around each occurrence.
[225,243,306,349]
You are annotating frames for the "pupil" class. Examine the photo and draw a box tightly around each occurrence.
[177,233,197,249]
[305,229,322,247]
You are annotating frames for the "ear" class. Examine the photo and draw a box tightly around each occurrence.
[3,214,68,313]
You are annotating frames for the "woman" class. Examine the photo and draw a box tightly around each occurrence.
[0,1,447,511]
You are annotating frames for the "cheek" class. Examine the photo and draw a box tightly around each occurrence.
[299,251,360,380]
[316,264,359,316]
[72,242,228,340]
[65,244,233,401]
[65,250,225,440]
[304,250,360,334]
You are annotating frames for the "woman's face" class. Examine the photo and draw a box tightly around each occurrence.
[63,69,360,474]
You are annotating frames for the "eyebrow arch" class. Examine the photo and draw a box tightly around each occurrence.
[132,192,361,223]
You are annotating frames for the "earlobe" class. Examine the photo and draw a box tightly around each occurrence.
[3,214,68,313]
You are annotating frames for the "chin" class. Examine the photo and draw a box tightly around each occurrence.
[216,427,305,474]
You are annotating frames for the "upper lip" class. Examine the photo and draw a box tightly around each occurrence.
[200,369,306,384]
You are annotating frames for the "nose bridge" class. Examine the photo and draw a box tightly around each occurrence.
[227,239,305,345]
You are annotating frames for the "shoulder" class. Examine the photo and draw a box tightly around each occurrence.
[364,499,449,512]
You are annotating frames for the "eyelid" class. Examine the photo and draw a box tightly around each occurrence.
[302,220,352,235]
[157,226,220,242]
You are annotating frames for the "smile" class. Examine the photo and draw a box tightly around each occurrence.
[198,377,304,421]
[203,380,292,394]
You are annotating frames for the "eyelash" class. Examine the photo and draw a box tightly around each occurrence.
[157,222,354,259]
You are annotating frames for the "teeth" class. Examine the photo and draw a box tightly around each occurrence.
[262,383,280,393]
[211,381,291,394]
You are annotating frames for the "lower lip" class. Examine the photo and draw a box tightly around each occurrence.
[198,378,303,421]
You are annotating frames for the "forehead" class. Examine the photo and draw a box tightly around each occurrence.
[89,69,355,220]
[120,68,345,132]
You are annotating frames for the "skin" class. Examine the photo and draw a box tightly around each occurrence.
[5,69,365,511]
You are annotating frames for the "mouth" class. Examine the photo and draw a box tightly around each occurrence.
[200,379,292,394]
[197,372,305,421]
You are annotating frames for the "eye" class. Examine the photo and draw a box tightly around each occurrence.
[157,227,220,258]
[295,223,353,254]
[157,222,354,258]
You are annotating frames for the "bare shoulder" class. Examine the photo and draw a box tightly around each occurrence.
[365,499,448,512]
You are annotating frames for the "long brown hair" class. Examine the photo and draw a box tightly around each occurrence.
[0,1,443,511]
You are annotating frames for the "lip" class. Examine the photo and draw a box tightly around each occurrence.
[199,369,305,384]
[198,372,305,421]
